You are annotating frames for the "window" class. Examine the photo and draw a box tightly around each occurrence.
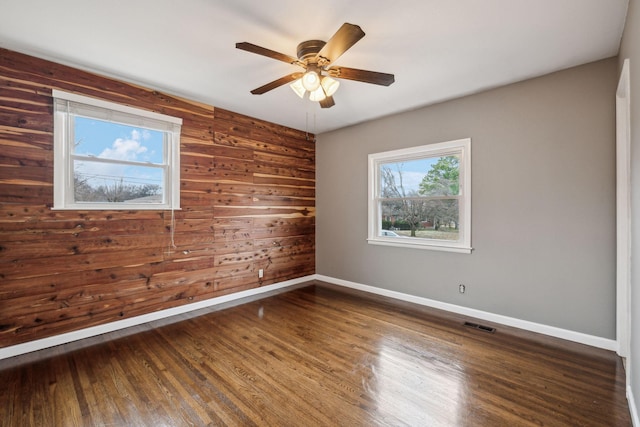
[52,90,182,210]
[368,138,471,253]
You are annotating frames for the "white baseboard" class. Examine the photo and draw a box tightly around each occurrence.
[629,386,640,426]
[0,273,619,360]
[315,274,618,351]
[0,275,314,361]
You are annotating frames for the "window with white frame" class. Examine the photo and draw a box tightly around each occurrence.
[52,90,181,210]
[368,138,472,253]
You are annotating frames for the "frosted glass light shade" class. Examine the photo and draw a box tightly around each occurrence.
[302,70,321,91]
[309,86,326,102]
[290,79,306,98]
[321,76,340,96]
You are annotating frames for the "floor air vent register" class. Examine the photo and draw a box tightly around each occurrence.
[463,321,496,333]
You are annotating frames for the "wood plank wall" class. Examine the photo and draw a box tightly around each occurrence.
[0,48,315,349]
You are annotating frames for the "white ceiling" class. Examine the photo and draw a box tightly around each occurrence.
[0,0,629,134]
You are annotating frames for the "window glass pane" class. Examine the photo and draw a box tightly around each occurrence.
[73,116,164,164]
[380,199,459,241]
[73,159,164,203]
[379,155,460,198]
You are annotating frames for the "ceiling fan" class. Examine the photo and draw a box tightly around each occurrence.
[236,23,395,108]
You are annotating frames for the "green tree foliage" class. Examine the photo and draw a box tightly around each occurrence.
[419,156,459,196]
[418,156,460,230]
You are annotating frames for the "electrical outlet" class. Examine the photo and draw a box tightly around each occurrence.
[258,269,264,278]
[459,284,466,294]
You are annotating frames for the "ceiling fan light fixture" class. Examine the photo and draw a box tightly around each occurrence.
[301,70,321,91]
[309,85,327,102]
[290,78,306,98]
[321,76,340,96]
[237,23,395,109]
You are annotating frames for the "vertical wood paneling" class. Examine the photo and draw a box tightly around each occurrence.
[0,48,315,348]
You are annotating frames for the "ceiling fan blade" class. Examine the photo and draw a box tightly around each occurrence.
[236,42,302,66]
[328,66,395,86]
[315,23,365,65]
[250,73,303,95]
[319,96,335,108]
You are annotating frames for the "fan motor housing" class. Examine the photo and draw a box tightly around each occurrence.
[296,40,326,62]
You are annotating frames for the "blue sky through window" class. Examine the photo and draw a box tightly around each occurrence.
[73,116,165,190]
[74,116,163,162]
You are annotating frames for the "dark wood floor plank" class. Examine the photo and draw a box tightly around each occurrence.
[0,281,631,426]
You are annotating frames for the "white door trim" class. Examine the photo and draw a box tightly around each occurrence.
[616,58,631,360]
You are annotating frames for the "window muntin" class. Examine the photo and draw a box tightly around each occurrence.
[368,139,471,253]
[53,90,181,210]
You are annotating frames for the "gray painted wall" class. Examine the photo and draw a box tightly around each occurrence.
[317,58,618,339]
[619,0,640,414]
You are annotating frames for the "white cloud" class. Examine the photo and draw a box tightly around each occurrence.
[99,130,148,161]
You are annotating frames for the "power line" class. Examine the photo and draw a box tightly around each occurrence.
[75,172,163,186]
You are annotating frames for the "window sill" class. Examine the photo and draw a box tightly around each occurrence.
[367,238,473,254]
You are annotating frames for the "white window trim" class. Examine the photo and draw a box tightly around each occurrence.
[52,89,182,210]
[367,138,472,254]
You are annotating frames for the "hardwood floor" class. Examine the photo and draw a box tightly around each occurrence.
[0,282,631,426]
